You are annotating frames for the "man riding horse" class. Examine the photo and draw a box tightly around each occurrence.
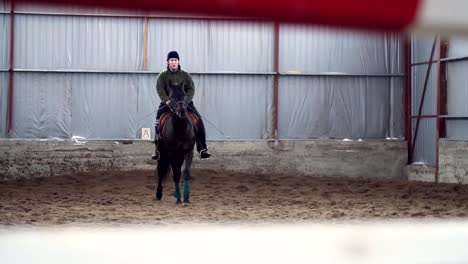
[152,51,212,160]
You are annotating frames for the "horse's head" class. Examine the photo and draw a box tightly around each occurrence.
[168,81,189,119]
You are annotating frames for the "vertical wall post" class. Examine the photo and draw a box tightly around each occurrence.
[436,38,448,183]
[7,0,15,137]
[404,36,412,163]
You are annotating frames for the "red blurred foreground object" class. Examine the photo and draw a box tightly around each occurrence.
[24,0,421,31]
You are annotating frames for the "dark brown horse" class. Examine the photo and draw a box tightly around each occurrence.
[156,82,197,204]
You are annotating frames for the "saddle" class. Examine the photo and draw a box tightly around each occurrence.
[159,112,199,137]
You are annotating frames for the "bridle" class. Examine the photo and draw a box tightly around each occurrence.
[170,100,188,118]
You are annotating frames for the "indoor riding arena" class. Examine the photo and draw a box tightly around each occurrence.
[1,0,468,263]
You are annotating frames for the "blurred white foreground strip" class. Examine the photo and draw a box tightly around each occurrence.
[1,221,468,264]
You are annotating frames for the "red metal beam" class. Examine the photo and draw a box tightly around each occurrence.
[411,115,437,119]
[438,39,448,138]
[404,37,412,163]
[8,0,15,138]
[410,60,438,66]
[411,35,438,162]
[272,21,279,140]
[29,0,421,31]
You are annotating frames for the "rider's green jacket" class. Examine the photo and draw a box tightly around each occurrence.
[156,66,195,103]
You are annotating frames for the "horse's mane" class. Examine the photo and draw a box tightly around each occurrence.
[169,83,187,101]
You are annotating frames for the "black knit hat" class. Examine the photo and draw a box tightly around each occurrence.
[167,51,179,61]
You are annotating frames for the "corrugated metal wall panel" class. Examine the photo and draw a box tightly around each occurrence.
[411,35,439,63]
[148,19,209,72]
[13,73,72,138]
[390,78,404,138]
[278,76,398,139]
[0,73,7,137]
[0,12,8,138]
[279,24,403,74]
[446,120,468,140]
[204,21,274,72]
[148,19,274,73]
[448,37,468,58]
[71,73,141,139]
[446,61,468,140]
[135,74,159,139]
[412,118,436,165]
[1,14,9,69]
[192,75,274,140]
[447,62,468,116]
[14,15,144,70]
[412,63,437,116]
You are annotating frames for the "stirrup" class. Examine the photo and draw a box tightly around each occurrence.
[199,149,211,160]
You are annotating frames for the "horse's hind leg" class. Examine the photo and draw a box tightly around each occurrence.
[156,159,169,200]
[183,151,194,203]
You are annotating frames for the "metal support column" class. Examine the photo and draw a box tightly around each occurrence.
[404,37,412,163]
[7,0,15,137]
[436,38,448,182]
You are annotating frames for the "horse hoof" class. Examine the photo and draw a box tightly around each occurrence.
[156,193,162,200]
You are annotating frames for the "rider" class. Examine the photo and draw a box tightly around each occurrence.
[152,50,212,160]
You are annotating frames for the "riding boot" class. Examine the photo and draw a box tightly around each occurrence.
[200,149,211,159]
[197,119,211,159]
[152,124,160,160]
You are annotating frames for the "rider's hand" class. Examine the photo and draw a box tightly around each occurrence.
[166,100,171,106]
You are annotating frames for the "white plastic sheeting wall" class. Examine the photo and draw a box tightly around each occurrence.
[12,73,159,139]
[279,25,403,139]
[280,25,402,74]
[148,19,274,73]
[193,75,274,140]
[14,15,144,71]
[4,12,404,140]
[279,77,402,139]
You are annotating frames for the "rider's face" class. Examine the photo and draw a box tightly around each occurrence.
[168,58,179,71]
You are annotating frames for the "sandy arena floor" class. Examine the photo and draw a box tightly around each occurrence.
[1,169,468,225]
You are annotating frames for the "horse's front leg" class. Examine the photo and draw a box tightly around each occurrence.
[171,159,184,204]
[183,151,194,203]
[156,158,170,200]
